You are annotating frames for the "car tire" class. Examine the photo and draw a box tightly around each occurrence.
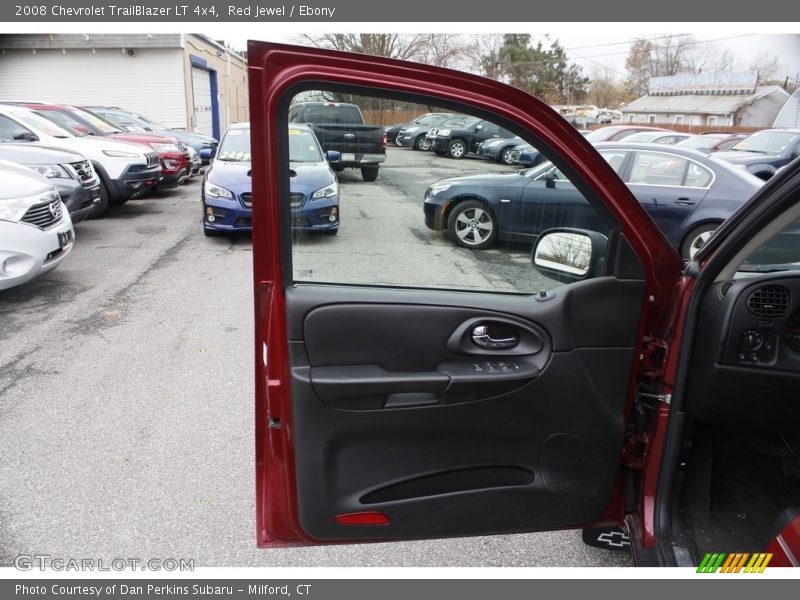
[394,133,403,147]
[446,199,498,250]
[681,222,719,260]
[361,166,379,182]
[331,164,345,173]
[500,147,516,165]
[415,135,432,151]
[87,180,110,219]
[446,139,467,159]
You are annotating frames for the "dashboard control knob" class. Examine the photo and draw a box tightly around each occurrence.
[741,330,763,351]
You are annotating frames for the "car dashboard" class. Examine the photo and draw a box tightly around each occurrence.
[687,272,800,431]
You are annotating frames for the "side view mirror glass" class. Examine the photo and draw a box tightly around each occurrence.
[532,228,607,282]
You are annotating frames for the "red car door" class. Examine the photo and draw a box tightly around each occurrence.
[248,42,682,547]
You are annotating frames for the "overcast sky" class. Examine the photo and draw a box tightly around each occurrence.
[204,27,800,83]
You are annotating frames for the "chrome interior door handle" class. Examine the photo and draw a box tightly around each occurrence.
[471,325,518,349]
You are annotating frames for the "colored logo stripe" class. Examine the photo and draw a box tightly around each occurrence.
[697,553,772,573]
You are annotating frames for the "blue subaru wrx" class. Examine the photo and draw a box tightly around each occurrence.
[202,123,340,236]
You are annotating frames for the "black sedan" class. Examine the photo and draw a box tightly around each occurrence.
[423,143,764,259]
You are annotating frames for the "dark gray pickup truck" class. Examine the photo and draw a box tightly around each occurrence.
[288,102,386,181]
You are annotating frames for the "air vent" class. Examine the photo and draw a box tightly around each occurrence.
[719,281,734,298]
[747,286,790,317]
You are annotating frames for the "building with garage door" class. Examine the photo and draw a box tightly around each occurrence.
[621,72,789,129]
[0,33,248,139]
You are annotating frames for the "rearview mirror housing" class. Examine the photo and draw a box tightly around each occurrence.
[326,150,341,162]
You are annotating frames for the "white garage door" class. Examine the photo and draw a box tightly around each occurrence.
[192,66,214,137]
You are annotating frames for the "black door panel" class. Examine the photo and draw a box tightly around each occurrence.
[285,277,644,541]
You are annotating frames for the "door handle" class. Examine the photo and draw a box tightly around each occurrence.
[471,325,518,349]
[675,198,696,206]
[344,133,355,140]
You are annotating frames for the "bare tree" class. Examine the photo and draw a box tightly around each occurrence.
[416,34,468,69]
[749,50,782,84]
[463,34,504,80]
[587,65,622,108]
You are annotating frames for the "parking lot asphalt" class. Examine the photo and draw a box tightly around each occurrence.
[0,147,631,568]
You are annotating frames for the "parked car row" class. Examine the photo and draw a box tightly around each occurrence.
[0,102,219,291]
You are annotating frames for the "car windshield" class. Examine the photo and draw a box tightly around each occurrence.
[216,127,323,163]
[34,108,91,136]
[624,132,660,142]
[584,128,623,142]
[68,108,123,134]
[521,160,566,180]
[414,114,448,126]
[10,109,74,138]
[441,116,476,128]
[679,136,718,149]
[731,131,800,154]
[738,217,800,273]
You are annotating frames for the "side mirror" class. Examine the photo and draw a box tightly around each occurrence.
[199,148,214,160]
[326,150,341,162]
[532,228,607,283]
[13,131,38,142]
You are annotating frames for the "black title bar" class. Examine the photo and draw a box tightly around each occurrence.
[3,0,800,21]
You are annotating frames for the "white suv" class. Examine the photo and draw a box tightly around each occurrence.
[0,105,162,217]
[0,160,75,291]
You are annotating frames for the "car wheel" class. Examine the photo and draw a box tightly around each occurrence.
[500,147,516,165]
[394,133,403,147]
[87,180,110,219]
[681,223,719,260]
[415,136,432,151]
[446,200,498,250]
[331,164,345,173]
[361,166,379,182]
[446,139,467,159]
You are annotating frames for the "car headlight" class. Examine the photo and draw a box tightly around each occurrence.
[150,143,181,153]
[102,149,139,158]
[437,129,451,137]
[312,182,338,199]
[427,182,452,197]
[0,189,58,223]
[28,164,71,179]
[204,181,233,199]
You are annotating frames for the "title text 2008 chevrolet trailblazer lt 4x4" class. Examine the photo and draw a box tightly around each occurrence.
[247,43,800,567]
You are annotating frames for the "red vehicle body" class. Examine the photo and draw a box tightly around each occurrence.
[248,43,800,567]
[16,103,193,188]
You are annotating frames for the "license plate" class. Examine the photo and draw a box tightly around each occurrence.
[58,230,74,249]
[341,153,356,162]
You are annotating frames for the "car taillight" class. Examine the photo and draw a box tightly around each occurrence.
[382,132,387,149]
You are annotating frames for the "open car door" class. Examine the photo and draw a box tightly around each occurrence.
[248,42,682,546]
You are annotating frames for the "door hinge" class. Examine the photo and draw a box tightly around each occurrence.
[640,336,668,379]
[637,391,672,405]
